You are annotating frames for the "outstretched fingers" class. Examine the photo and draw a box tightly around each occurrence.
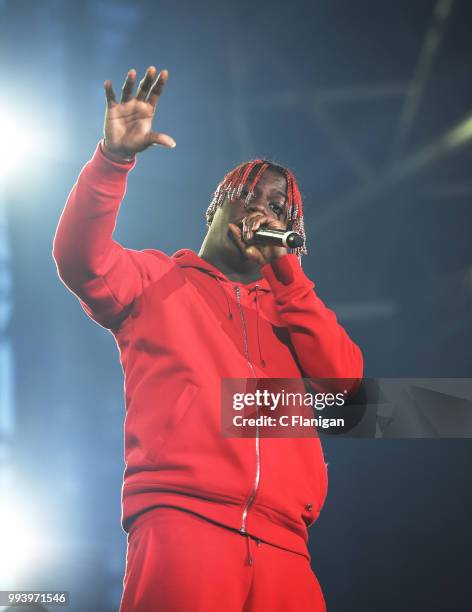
[147,69,169,108]
[121,69,136,103]
[104,80,117,108]
[136,66,158,101]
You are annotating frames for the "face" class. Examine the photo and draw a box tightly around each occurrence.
[204,167,288,266]
[226,167,288,229]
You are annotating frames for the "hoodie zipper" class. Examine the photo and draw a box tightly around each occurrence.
[234,285,261,534]
[234,286,256,378]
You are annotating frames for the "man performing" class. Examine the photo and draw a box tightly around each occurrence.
[53,65,363,611]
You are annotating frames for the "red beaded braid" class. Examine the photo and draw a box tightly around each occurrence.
[206,159,307,258]
[245,163,269,206]
[236,161,261,199]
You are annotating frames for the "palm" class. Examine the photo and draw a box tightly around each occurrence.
[105,100,155,153]
[103,66,175,157]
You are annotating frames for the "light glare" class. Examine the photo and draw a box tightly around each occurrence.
[0,500,42,588]
[0,115,37,176]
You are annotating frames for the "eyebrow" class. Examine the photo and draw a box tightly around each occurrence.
[251,183,287,200]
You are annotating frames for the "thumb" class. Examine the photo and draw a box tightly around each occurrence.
[245,246,265,265]
[148,131,176,149]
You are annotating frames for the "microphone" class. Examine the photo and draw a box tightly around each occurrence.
[252,228,304,249]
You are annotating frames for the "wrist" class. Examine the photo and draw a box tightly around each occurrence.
[100,139,135,163]
[264,246,288,265]
[262,253,305,287]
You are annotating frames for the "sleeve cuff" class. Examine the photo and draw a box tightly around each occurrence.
[89,140,137,175]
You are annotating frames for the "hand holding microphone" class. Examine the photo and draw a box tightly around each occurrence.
[252,227,304,249]
[228,211,304,266]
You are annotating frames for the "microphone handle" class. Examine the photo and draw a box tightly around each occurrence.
[252,228,304,249]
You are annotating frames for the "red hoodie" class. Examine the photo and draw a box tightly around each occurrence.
[52,142,363,561]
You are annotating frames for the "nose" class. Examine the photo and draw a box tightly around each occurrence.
[245,195,268,215]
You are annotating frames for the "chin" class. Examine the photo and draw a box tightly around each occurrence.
[219,233,246,266]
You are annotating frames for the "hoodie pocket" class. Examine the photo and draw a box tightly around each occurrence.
[144,382,200,463]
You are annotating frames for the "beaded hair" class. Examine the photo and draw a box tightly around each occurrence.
[205,159,307,257]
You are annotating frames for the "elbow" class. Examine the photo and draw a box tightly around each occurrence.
[52,229,81,288]
[328,343,364,395]
[52,234,61,269]
[52,230,68,280]
[347,343,364,395]
[52,232,63,274]
[350,341,364,379]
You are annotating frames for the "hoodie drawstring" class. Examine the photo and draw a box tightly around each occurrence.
[244,535,262,566]
[253,285,266,368]
[245,534,253,566]
[216,277,233,320]
[216,278,266,369]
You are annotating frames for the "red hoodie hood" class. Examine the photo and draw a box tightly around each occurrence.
[172,249,275,368]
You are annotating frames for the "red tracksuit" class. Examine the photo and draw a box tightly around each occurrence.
[53,142,363,611]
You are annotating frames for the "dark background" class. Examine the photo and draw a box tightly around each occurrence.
[1,0,471,610]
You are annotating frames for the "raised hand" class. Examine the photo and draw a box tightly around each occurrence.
[103,66,176,159]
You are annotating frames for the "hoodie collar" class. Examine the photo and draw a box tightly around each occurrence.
[172,249,271,292]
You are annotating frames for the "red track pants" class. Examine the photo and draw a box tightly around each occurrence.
[119,507,326,612]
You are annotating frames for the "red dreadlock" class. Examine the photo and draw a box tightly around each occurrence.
[205,160,307,258]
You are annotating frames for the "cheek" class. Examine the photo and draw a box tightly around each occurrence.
[226,200,245,219]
